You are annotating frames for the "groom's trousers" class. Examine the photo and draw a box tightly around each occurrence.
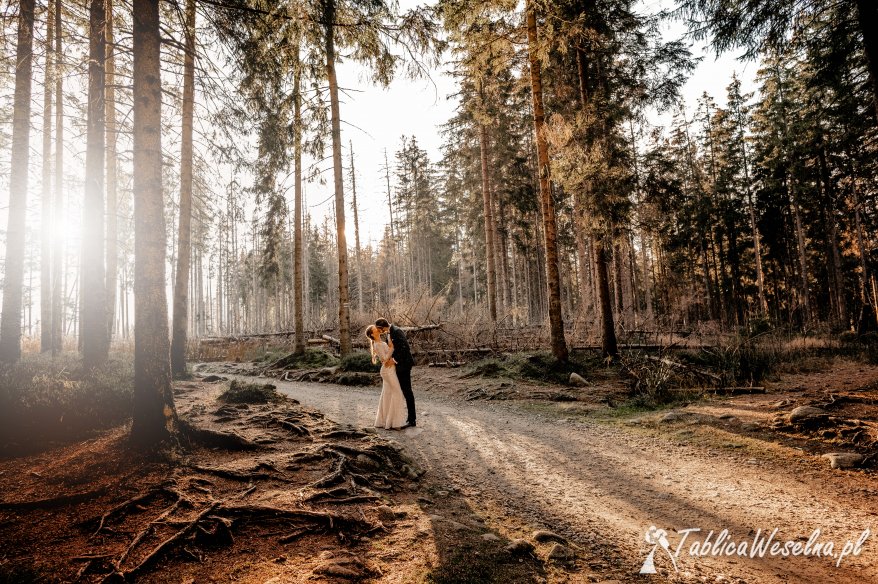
[396,366,416,424]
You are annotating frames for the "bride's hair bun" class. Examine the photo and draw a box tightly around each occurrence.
[365,325,376,339]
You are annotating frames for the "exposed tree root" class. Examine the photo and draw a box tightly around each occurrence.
[187,463,280,482]
[179,418,259,451]
[122,501,219,579]
[0,486,110,510]
[84,482,175,535]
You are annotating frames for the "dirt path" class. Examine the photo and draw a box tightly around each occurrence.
[229,373,877,583]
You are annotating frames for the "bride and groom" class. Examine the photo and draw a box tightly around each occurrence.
[366,318,417,430]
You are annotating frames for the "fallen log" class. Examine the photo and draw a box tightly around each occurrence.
[400,324,442,334]
[642,354,723,383]
[428,361,465,368]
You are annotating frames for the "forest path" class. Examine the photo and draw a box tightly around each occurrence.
[230,373,877,583]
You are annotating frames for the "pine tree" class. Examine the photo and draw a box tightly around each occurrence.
[0,0,36,364]
[171,0,197,377]
[131,0,178,446]
[81,0,109,369]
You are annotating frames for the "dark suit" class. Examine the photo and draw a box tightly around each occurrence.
[389,324,416,424]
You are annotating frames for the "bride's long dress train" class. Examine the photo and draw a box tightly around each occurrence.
[374,341,408,429]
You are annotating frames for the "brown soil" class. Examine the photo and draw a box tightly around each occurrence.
[2,358,877,583]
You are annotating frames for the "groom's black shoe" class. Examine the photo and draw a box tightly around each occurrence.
[402,421,416,428]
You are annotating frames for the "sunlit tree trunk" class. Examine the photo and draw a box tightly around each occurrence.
[131,0,177,446]
[52,0,64,355]
[0,0,36,364]
[105,0,119,341]
[293,39,305,355]
[81,0,108,369]
[478,122,498,322]
[323,0,352,356]
[171,0,196,377]
[526,2,568,362]
[349,141,364,315]
[41,0,55,353]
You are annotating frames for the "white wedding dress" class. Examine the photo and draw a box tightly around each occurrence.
[373,341,408,429]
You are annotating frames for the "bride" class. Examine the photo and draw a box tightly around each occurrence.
[366,325,408,429]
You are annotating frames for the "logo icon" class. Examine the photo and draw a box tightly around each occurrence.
[640,526,679,574]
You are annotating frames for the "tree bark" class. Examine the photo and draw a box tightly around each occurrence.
[52,0,64,355]
[171,0,196,377]
[478,122,498,322]
[0,0,36,364]
[41,0,55,353]
[323,0,352,356]
[131,0,177,446]
[105,0,118,341]
[81,0,108,369]
[525,2,568,362]
[576,48,616,356]
[349,141,364,314]
[293,39,305,355]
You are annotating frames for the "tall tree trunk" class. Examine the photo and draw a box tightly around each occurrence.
[171,0,196,377]
[293,39,305,355]
[384,149,395,240]
[526,2,568,362]
[131,0,177,446]
[817,143,846,325]
[576,48,616,355]
[81,0,108,369]
[105,0,118,341]
[595,240,617,356]
[323,0,352,356]
[478,123,498,322]
[52,0,64,355]
[349,141,364,314]
[789,181,811,323]
[0,0,36,364]
[855,0,878,121]
[41,0,55,353]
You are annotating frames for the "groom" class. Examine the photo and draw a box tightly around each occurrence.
[375,318,416,427]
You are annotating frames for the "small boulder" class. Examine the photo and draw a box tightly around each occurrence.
[569,372,588,387]
[547,543,574,563]
[505,538,535,556]
[481,533,501,542]
[375,505,396,523]
[201,375,226,383]
[822,452,864,470]
[660,411,689,423]
[789,406,828,424]
[533,530,566,544]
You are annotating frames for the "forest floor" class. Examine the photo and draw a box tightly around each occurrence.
[1,356,877,583]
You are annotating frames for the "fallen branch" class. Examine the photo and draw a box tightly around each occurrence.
[642,355,723,383]
[400,324,442,334]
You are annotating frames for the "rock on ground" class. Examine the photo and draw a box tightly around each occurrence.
[822,452,864,470]
[788,406,828,424]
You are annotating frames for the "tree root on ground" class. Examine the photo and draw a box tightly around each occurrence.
[0,486,111,511]
[179,418,259,451]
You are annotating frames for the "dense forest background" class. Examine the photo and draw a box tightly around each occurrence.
[1,0,877,381]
